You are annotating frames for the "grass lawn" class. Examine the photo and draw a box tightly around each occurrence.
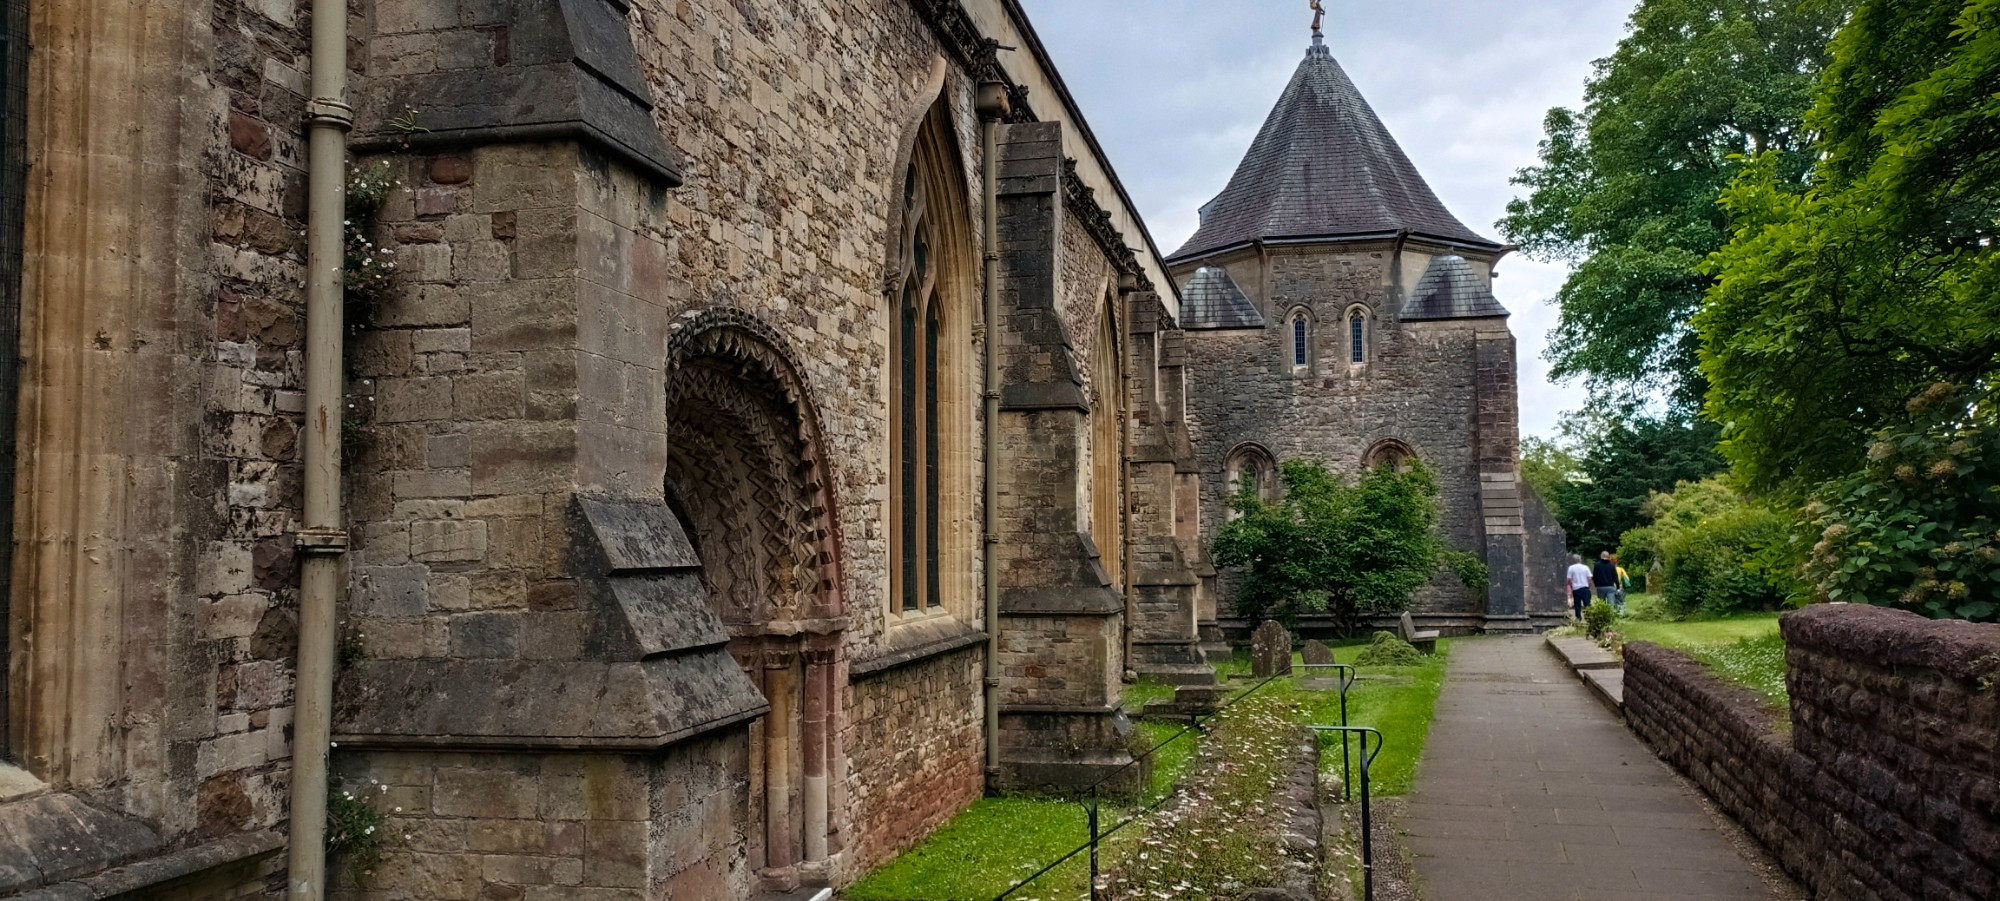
[1273,639,1452,796]
[842,797,1094,901]
[1616,596,1790,705]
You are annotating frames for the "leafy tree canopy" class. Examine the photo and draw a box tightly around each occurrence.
[1698,0,2000,495]
[1212,459,1485,636]
[1502,0,1854,410]
[1537,410,1728,556]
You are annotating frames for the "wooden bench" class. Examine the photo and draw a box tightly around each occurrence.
[1400,612,1440,654]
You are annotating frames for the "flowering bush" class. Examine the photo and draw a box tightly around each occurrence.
[1804,384,2000,621]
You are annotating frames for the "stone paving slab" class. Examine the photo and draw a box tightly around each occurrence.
[1405,637,1779,901]
[1545,635,1619,670]
[1582,667,1626,712]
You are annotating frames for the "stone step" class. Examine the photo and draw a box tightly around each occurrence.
[1581,667,1625,714]
[753,888,831,901]
[1134,664,1219,686]
[1545,635,1619,671]
[1143,683,1229,718]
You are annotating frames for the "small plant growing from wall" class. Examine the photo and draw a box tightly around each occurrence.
[326,779,389,879]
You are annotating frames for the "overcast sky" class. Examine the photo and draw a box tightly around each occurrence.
[1014,0,1639,437]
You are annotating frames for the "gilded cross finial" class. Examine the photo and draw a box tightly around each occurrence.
[1310,0,1326,36]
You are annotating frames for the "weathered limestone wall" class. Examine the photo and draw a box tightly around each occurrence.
[1626,605,2000,901]
[330,736,749,900]
[0,0,304,892]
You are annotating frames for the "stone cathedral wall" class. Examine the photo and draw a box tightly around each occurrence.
[1181,245,1494,629]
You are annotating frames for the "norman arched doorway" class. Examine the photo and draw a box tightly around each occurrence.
[663,312,846,891]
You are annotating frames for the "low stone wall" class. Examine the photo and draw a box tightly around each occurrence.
[1625,604,2000,901]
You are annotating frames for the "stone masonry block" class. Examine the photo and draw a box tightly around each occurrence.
[412,519,490,563]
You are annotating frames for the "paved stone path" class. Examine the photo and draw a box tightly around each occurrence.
[1403,637,1778,901]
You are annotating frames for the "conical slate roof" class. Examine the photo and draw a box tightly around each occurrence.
[1169,39,1498,261]
[1402,255,1509,321]
[1180,266,1266,329]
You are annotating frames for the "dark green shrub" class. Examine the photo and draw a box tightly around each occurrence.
[1804,385,2000,621]
[1583,600,1616,639]
[1662,507,1804,617]
[1353,631,1426,667]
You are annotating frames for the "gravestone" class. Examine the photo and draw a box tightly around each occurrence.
[1301,640,1334,666]
[1251,621,1293,677]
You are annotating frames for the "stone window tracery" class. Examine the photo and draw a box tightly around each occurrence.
[1225,444,1279,519]
[895,161,943,615]
[887,96,973,622]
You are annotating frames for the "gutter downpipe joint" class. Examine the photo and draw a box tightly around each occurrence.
[976,79,1009,782]
[289,0,351,894]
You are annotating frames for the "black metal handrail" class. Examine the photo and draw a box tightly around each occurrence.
[1310,725,1384,901]
[1299,663,1358,795]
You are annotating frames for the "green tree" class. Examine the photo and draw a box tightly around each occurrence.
[1520,436,1582,522]
[1212,459,1485,636]
[1503,0,1854,409]
[1617,476,1747,572]
[1543,411,1727,555]
[1698,0,2000,495]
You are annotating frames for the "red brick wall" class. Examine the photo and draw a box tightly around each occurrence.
[1625,604,2000,901]
[843,648,986,876]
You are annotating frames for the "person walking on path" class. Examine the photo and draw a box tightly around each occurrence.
[1614,555,1632,611]
[1593,551,1620,612]
[1566,554,1593,619]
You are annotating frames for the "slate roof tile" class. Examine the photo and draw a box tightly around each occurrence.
[1402,254,1510,321]
[1180,266,1266,330]
[1169,39,1498,261]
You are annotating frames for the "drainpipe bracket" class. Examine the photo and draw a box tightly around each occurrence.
[296,527,351,555]
[305,98,356,131]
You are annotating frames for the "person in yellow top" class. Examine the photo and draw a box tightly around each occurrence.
[1612,556,1631,612]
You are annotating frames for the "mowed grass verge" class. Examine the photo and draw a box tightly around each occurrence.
[1617,598,1788,706]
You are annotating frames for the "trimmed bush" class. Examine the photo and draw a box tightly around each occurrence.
[1353,631,1425,667]
[1662,507,1803,617]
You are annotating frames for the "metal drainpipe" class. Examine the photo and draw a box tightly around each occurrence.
[976,81,1008,780]
[288,0,352,893]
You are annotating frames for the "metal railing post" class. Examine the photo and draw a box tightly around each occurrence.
[1088,787,1100,901]
[1312,725,1383,901]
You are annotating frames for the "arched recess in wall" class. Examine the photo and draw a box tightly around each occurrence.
[885,85,977,622]
[663,310,847,876]
[1089,297,1123,585]
[1286,307,1315,374]
[1345,304,1373,366]
[1364,438,1418,472]
[1224,443,1279,518]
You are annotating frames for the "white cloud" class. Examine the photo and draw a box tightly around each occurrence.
[1016,0,1635,437]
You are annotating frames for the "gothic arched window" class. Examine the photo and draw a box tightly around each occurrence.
[1288,309,1314,374]
[888,97,975,620]
[1347,306,1371,365]
[894,161,942,614]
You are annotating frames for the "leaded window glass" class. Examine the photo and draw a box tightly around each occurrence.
[894,162,943,613]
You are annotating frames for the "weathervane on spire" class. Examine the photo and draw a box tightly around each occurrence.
[1310,0,1326,37]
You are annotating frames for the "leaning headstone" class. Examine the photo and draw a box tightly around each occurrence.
[1251,621,1293,677]
[1301,640,1335,666]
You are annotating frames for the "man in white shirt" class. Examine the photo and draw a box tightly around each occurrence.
[1565,554,1594,620]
